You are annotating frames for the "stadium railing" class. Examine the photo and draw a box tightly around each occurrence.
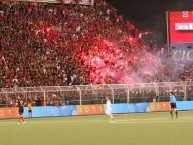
[0,81,193,107]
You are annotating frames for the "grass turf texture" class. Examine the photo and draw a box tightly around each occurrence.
[0,111,193,145]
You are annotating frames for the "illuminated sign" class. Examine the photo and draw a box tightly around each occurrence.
[169,11,193,43]
[172,50,193,61]
[175,23,193,30]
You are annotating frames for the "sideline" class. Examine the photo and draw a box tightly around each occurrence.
[109,117,193,124]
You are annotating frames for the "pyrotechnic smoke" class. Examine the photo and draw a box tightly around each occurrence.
[82,35,193,84]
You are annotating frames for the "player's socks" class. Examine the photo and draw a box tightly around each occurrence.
[21,116,25,122]
[170,111,173,118]
[19,116,21,122]
[110,114,113,120]
[175,111,178,118]
[18,117,21,124]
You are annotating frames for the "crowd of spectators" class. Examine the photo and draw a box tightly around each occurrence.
[0,1,192,88]
[0,0,130,88]
[0,1,193,106]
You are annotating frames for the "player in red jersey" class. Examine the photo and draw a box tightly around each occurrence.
[17,96,25,124]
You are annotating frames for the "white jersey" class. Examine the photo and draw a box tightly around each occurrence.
[106,100,112,115]
[106,100,111,109]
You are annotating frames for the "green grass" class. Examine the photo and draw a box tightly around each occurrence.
[0,111,193,145]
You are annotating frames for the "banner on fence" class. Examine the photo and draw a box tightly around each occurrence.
[76,104,104,115]
[2,102,193,119]
[150,102,171,111]
[176,101,193,110]
[0,108,19,119]
[23,106,76,118]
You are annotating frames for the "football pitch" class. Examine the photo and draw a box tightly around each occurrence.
[0,111,193,145]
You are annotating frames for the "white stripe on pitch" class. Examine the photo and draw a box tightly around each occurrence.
[113,116,193,122]
[109,120,193,124]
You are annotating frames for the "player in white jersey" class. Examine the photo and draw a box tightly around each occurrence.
[106,97,114,120]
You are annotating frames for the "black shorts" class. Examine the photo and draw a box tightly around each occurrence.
[28,110,32,113]
[19,109,24,115]
[170,103,177,109]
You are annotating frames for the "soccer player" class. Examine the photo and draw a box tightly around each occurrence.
[27,101,32,118]
[106,97,114,120]
[17,96,25,124]
[169,92,178,119]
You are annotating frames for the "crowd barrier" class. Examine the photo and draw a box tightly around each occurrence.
[23,106,77,118]
[0,108,18,119]
[176,101,193,110]
[150,102,171,112]
[7,0,92,5]
[104,103,150,114]
[1,101,193,119]
[76,104,104,115]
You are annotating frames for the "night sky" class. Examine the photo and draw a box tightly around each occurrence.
[106,0,193,45]
[106,0,193,21]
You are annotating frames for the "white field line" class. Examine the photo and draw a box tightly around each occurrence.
[113,116,193,122]
[109,120,193,124]
[109,117,193,124]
